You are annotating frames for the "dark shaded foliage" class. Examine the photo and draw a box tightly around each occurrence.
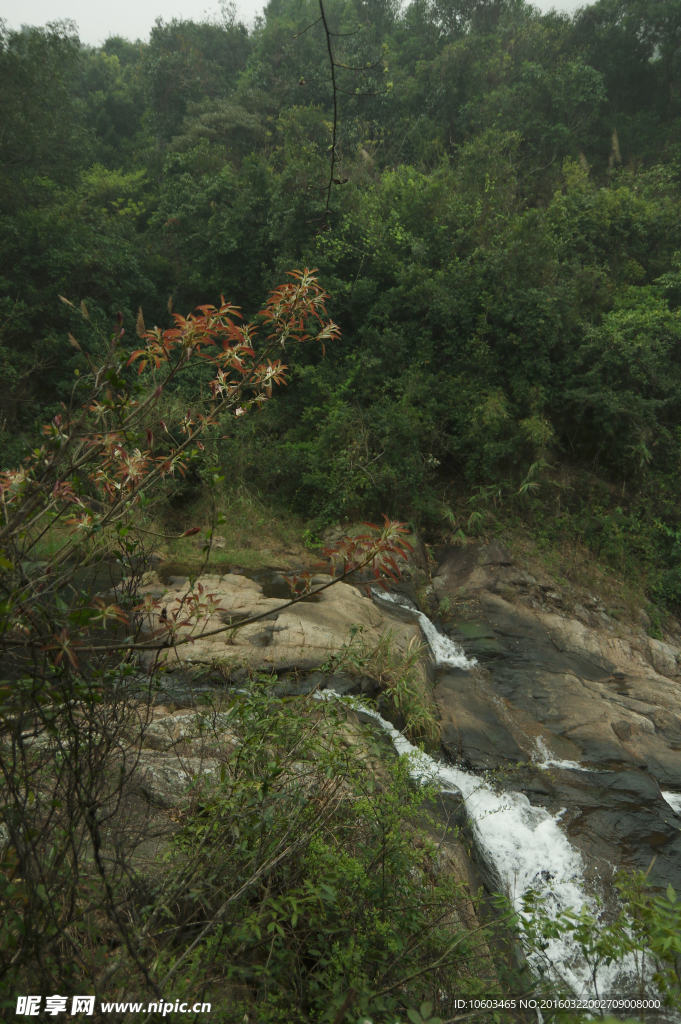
[4,0,681,601]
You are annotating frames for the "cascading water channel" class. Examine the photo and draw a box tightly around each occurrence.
[359,589,636,998]
[376,589,476,670]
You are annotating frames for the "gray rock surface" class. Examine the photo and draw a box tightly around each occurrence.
[140,708,240,752]
[138,571,423,682]
[432,543,681,891]
[132,751,219,808]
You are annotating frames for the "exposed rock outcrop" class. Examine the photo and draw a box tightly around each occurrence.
[431,543,681,891]
[138,570,423,681]
[126,539,681,902]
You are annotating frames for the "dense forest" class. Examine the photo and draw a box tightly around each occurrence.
[2,0,681,607]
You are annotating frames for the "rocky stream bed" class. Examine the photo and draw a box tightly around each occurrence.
[122,539,681,1001]
[430,543,681,897]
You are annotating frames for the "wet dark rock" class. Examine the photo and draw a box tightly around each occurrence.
[433,544,480,587]
[372,590,421,624]
[376,696,406,732]
[432,542,681,897]
[423,787,468,831]
[446,620,509,660]
[437,673,526,769]
[612,720,636,741]
[272,677,320,697]
[558,769,681,891]
[272,671,367,698]
[501,766,559,808]
[324,673,363,696]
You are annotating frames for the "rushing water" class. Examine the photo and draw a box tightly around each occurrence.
[662,791,681,816]
[374,589,477,670]
[342,589,641,998]
[532,736,593,773]
[351,701,640,998]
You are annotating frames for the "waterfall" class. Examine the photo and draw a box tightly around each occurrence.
[331,588,642,998]
[373,589,477,670]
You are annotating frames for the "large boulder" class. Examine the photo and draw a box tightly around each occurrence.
[138,571,423,681]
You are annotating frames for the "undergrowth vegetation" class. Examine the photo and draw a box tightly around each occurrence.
[0,679,496,1021]
[160,687,492,1022]
[159,487,309,570]
[323,625,440,742]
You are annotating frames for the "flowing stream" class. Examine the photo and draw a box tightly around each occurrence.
[376,589,476,670]
[153,565,648,998]
[355,590,638,998]
[662,791,681,816]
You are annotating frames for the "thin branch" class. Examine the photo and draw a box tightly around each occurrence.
[372,930,474,997]
[336,86,388,97]
[334,58,383,71]
[293,15,322,37]
[152,793,340,996]
[3,541,402,654]
[328,26,363,37]
[307,1,385,230]
[318,0,338,230]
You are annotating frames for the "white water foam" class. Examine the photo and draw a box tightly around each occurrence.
[359,590,642,997]
[373,589,476,670]
[317,696,631,997]
[532,736,591,772]
[662,791,681,816]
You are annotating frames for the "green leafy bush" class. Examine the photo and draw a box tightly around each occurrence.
[150,684,493,1022]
